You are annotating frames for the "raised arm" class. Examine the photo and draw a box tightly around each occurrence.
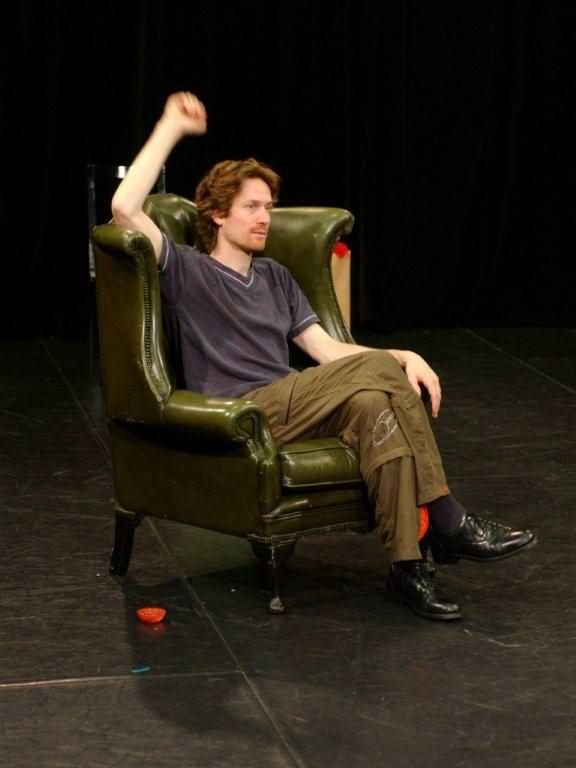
[111,92,207,261]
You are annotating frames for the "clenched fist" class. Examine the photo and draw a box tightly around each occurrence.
[161,91,207,136]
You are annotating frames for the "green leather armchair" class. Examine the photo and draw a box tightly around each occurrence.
[92,193,372,613]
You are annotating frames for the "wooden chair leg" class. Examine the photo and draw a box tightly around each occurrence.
[251,541,295,615]
[109,510,142,576]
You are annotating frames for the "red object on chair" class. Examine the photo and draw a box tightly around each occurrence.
[333,241,350,257]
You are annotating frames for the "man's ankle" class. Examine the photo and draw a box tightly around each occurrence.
[428,494,465,536]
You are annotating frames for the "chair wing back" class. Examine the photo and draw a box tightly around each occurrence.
[91,194,201,423]
[264,207,355,343]
[92,225,173,425]
[143,193,206,249]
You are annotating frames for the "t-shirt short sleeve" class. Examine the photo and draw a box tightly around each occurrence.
[281,268,319,339]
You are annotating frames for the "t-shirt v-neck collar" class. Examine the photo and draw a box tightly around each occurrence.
[209,255,255,287]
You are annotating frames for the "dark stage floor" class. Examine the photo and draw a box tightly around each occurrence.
[2,327,576,768]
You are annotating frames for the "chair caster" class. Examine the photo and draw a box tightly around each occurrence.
[251,540,295,615]
[267,596,287,615]
[109,562,128,576]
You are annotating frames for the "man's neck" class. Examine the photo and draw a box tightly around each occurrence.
[210,244,253,277]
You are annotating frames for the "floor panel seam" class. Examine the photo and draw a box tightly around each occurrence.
[41,339,111,463]
[463,328,576,396]
[0,669,245,691]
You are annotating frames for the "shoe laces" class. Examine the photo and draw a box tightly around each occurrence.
[413,561,435,582]
[467,513,509,539]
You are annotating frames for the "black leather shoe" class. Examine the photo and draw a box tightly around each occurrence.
[428,512,536,564]
[388,562,461,621]
[419,536,437,577]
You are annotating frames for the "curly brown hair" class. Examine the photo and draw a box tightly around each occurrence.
[195,158,281,252]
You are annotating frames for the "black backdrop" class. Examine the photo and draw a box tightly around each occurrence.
[2,0,575,336]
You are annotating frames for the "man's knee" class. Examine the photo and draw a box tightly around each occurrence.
[358,350,406,384]
[345,389,412,449]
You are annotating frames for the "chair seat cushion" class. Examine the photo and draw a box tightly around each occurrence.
[278,438,362,491]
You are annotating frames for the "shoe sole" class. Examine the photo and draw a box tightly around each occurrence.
[431,534,538,564]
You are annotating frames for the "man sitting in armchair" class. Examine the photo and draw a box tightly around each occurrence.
[111,91,535,622]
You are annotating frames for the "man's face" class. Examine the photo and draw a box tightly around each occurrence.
[213,177,274,254]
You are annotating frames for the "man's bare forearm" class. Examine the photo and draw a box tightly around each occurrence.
[109,92,207,261]
[111,119,183,224]
[295,325,410,369]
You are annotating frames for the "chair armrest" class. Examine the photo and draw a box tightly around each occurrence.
[162,389,273,446]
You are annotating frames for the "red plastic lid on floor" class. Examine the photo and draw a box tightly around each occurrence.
[136,606,166,624]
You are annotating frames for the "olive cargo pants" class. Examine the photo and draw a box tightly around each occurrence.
[245,351,449,561]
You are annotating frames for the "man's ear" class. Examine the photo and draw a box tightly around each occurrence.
[211,211,225,226]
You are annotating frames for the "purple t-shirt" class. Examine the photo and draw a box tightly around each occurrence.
[159,237,319,397]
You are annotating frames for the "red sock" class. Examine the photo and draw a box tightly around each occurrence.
[418,504,429,540]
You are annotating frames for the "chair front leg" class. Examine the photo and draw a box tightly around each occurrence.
[251,540,296,615]
[109,509,142,576]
